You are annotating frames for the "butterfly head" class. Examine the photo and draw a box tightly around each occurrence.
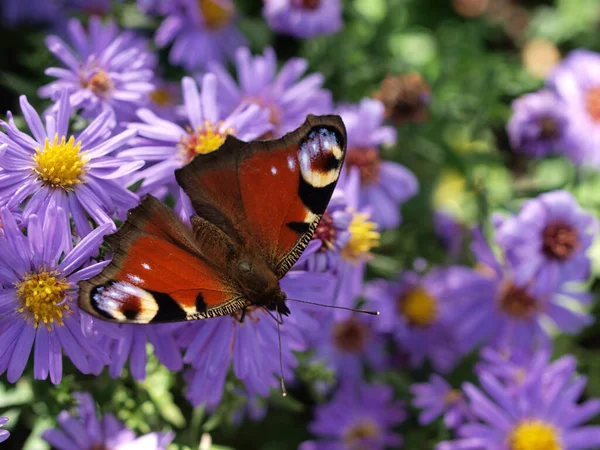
[235,259,290,316]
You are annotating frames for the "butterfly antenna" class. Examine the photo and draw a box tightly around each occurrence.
[277,313,287,397]
[264,307,287,396]
[285,298,379,315]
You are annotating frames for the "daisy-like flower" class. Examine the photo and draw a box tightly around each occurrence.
[496,190,597,288]
[310,313,387,381]
[155,0,246,71]
[39,17,156,121]
[179,249,335,407]
[124,74,271,200]
[263,0,343,39]
[98,323,183,381]
[0,92,141,237]
[411,374,473,430]
[300,190,351,273]
[438,350,600,450]
[339,98,418,230]
[209,46,333,137]
[0,417,8,443]
[548,49,600,167]
[364,267,482,373]
[329,168,381,315]
[462,227,594,352]
[507,90,570,159]
[0,208,112,384]
[42,392,174,450]
[299,382,406,450]
[475,345,575,397]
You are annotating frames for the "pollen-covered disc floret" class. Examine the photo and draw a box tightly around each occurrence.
[399,286,438,327]
[510,420,561,450]
[33,134,88,189]
[82,69,114,97]
[341,212,380,263]
[16,270,71,329]
[198,0,235,29]
[179,121,234,162]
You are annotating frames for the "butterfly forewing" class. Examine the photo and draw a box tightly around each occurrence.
[176,114,347,278]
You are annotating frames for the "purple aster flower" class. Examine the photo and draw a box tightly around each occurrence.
[0,417,8,444]
[507,90,570,158]
[411,374,473,430]
[548,49,600,167]
[0,91,141,237]
[326,168,381,316]
[299,188,351,274]
[39,17,156,121]
[439,350,600,450]
[339,98,418,230]
[0,207,113,384]
[96,323,183,381]
[363,267,482,373]
[42,392,174,450]
[123,74,272,200]
[209,47,333,137]
[263,0,343,39]
[155,0,246,71]
[475,345,574,397]
[310,313,387,381]
[178,247,335,407]
[496,190,597,288]
[460,227,594,352]
[300,382,406,450]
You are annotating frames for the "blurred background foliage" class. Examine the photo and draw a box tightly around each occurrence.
[2,0,600,449]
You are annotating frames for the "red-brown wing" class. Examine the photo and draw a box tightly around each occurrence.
[175,114,347,278]
[78,196,249,324]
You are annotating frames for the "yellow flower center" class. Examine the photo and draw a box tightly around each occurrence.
[343,419,379,450]
[150,87,175,107]
[333,319,369,353]
[33,134,89,190]
[445,389,462,405]
[499,283,538,320]
[83,69,114,97]
[15,270,72,329]
[179,122,234,163]
[398,286,438,327]
[341,212,380,263]
[510,420,562,450]
[198,0,234,29]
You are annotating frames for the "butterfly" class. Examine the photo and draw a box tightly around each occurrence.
[78,114,347,324]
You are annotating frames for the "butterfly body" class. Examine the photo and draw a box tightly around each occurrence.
[79,115,346,324]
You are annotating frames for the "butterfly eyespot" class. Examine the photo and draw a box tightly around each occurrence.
[299,127,344,188]
[239,261,252,274]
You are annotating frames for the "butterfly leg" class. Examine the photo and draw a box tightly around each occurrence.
[238,308,247,323]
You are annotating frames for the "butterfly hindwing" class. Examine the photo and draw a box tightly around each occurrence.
[79,196,249,324]
[175,114,347,278]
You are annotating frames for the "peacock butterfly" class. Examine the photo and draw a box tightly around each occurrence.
[78,114,347,323]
